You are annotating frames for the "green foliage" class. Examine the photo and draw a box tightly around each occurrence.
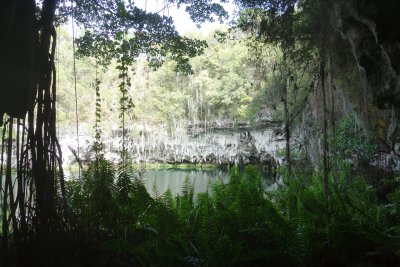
[56,27,282,135]
[329,113,377,165]
[91,61,106,161]
[65,161,400,266]
[233,0,320,60]
[56,23,317,140]
[58,0,228,73]
[66,158,116,229]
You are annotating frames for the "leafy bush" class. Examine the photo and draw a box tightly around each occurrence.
[329,113,377,166]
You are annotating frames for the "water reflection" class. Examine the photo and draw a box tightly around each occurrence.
[143,168,275,197]
[143,169,228,196]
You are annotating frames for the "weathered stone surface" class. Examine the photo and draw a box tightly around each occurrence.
[296,0,400,174]
[71,119,286,167]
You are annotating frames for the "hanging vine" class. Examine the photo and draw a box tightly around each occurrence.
[71,0,81,176]
[93,58,104,159]
[117,33,134,165]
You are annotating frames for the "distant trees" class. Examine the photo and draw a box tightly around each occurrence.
[56,29,279,129]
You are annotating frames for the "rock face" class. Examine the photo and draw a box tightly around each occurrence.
[299,0,400,173]
[103,118,285,168]
[329,0,400,105]
[58,118,284,171]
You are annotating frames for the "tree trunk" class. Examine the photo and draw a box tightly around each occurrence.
[320,33,329,201]
[283,78,292,178]
[329,48,337,182]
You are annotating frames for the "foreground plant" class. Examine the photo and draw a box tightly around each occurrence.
[63,162,400,266]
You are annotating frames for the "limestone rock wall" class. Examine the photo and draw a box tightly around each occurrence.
[299,0,400,173]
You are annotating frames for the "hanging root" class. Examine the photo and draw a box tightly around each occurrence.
[0,1,65,264]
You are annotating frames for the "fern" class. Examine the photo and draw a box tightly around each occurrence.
[63,158,400,266]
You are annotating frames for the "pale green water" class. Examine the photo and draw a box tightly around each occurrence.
[2,168,275,199]
[143,168,275,196]
[143,168,227,196]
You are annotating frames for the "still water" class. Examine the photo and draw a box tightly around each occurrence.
[143,168,227,196]
[3,167,276,199]
[143,167,276,197]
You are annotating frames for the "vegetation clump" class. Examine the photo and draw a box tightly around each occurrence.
[59,161,400,267]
